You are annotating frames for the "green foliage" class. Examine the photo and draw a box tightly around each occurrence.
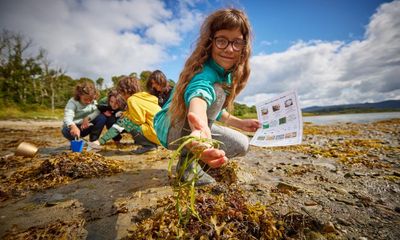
[0,30,77,110]
[233,102,256,117]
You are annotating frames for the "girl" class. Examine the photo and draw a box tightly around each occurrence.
[91,76,161,154]
[62,80,106,142]
[154,8,260,185]
[146,70,173,107]
[97,89,127,144]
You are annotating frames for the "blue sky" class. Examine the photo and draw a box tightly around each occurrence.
[1,0,399,107]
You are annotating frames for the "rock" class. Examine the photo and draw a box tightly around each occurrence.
[344,172,353,178]
[277,182,299,192]
[304,200,318,206]
[237,169,255,183]
[322,221,336,233]
[268,167,276,173]
[306,231,326,240]
[331,186,348,195]
[132,208,153,222]
[393,171,400,177]
[336,217,352,226]
[354,172,366,177]
[394,206,400,213]
[335,197,355,205]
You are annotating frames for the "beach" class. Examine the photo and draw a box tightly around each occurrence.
[0,118,399,239]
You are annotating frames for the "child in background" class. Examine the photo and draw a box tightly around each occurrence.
[154,8,260,185]
[62,80,106,141]
[97,89,127,144]
[90,76,161,154]
[146,70,173,107]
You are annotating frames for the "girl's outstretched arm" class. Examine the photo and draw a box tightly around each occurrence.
[187,98,227,168]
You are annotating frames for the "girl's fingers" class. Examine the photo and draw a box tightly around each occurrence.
[201,148,225,160]
[206,156,227,168]
[200,148,227,168]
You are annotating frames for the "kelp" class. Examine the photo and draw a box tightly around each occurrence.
[127,185,284,239]
[126,136,284,239]
[0,152,123,201]
[3,219,86,240]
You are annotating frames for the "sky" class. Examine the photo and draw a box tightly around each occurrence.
[0,0,399,107]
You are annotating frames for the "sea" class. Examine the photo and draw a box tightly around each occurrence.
[302,112,400,125]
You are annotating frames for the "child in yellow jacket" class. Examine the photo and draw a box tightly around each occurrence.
[91,76,161,154]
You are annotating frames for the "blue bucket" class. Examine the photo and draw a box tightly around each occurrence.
[71,140,84,152]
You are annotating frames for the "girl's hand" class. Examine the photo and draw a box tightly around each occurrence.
[81,117,90,130]
[239,119,260,132]
[69,124,80,138]
[187,112,227,168]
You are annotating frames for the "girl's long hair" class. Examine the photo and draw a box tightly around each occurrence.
[168,8,252,125]
[146,70,169,95]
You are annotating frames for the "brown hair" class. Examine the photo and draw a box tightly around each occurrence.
[108,89,127,110]
[116,76,141,97]
[73,81,99,101]
[146,70,169,95]
[169,8,252,125]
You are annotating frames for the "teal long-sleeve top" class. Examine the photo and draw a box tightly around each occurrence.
[154,58,231,148]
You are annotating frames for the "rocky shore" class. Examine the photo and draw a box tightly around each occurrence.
[0,119,399,239]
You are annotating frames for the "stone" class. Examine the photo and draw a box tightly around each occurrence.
[331,186,348,195]
[335,197,355,205]
[354,172,366,177]
[277,182,299,192]
[322,221,336,233]
[394,206,400,213]
[336,217,352,226]
[344,172,353,178]
[304,200,318,206]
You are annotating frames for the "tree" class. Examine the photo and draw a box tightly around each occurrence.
[140,70,152,82]
[129,72,137,78]
[96,77,104,90]
[0,30,43,104]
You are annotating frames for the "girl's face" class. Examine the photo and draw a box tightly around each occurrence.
[80,94,94,105]
[121,92,130,100]
[109,96,119,110]
[211,28,244,70]
[151,80,163,92]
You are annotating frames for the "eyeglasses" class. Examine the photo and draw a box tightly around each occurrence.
[213,37,246,51]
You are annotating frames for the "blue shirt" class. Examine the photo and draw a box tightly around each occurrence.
[154,58,231,147]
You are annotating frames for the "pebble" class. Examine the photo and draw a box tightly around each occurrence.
[354,172,366,177]
[331,186,348,195]
[336,217,352,226]
[394,207,400,213]
[322,221,336,233]
[335,197,355,205]
[277,182,299,191]
[344,172,353,178]
[304,200,318,206]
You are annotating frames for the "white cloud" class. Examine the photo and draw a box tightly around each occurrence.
[241,0,400,107]
[0,0,202,83]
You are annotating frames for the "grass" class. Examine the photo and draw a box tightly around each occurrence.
[168,136,221,225]
[0,106,64,120]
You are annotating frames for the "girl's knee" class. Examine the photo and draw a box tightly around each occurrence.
[235,135,249,156]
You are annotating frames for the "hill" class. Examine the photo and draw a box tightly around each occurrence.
[302,100,400,114]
